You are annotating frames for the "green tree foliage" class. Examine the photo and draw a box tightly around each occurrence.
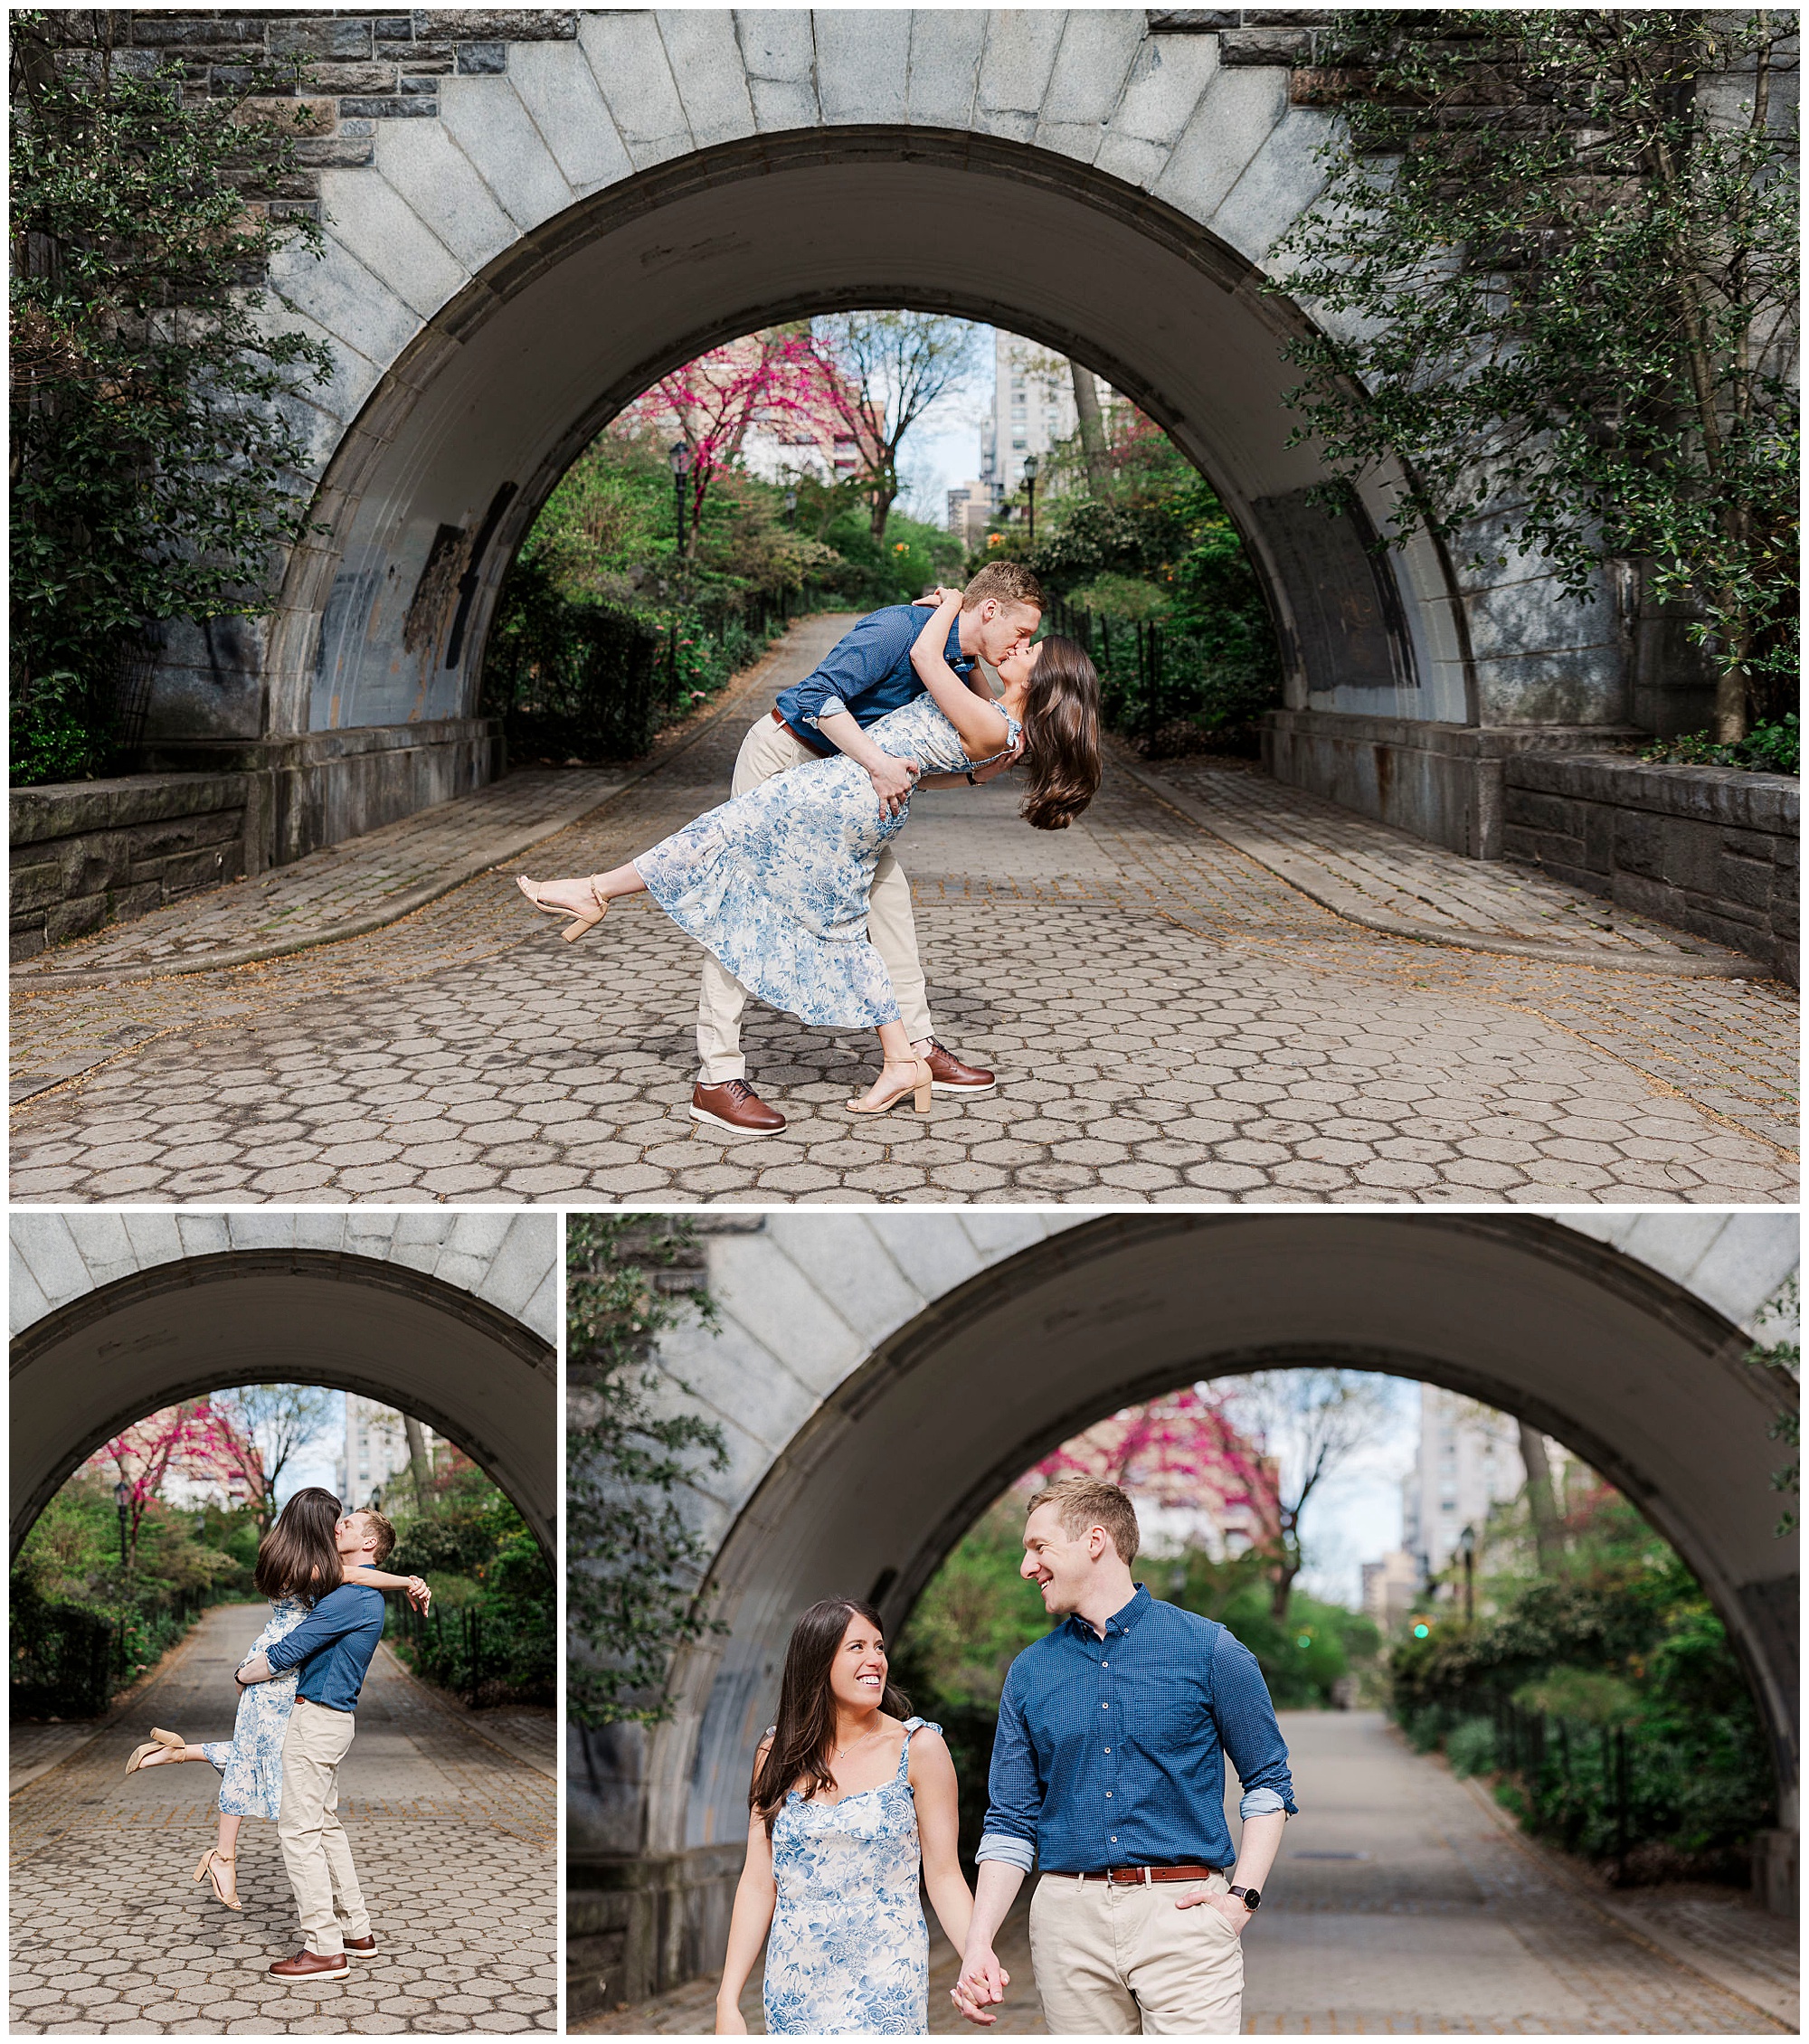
[1008,414,1283,752]
[1743,1274,1799,1534]
[485,419,964,762]
[12,1476,252,1714]
[1390,1490,1774,1871]
[565,1216,730,1727]
[10,11,332,783]
[386,1458,554,1706]
[1270,10,1798,740]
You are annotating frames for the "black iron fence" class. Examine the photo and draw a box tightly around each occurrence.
[483,566,829,767]
[1493,1694,1634,1876]
[11,1593,118,1718]
[1047,596,1280,753]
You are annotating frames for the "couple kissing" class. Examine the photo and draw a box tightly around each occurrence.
[518,563,1102,1123]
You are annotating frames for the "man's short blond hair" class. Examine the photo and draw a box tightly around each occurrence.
[1026,1475,1140,1565]
[354,1508,396,1566]
[962,562,1045,612]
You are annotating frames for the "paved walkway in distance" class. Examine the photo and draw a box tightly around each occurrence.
[10,618,1796,1204]
[9,1603,557,2035]
[577,1710,1795,2036]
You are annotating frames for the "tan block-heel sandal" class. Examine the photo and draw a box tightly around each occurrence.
[516,875,609,942]
[124,1726,185,1774]
[194,1848,242,1911]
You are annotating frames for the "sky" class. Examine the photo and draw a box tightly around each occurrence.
[894,322,996,525]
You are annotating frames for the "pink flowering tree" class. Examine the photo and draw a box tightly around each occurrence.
[1032,1386,1283,1557]
[644,330,846,547]
[94,1398,266,1562]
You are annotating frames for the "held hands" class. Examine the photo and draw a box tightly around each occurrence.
[950,1947,1010,2028]
[406,1576,431,1613]
[867,753,920,817]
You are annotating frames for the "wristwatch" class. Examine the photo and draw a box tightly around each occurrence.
[1227,1885,1261,1910]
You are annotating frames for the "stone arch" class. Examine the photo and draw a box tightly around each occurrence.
[121,11,1634,862]
[566,1212,1797,1982]
[10,1215,558,1554]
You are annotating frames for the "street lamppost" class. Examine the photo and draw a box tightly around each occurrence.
[1021,451,1040,546]
[668,439,691,557]
[1459,1523,1476,1625]
[114,1480,130,1568]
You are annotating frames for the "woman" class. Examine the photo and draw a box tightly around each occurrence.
[123,1488,428,1911]
[715,1599,981,2035]
[518,589,1101,1116]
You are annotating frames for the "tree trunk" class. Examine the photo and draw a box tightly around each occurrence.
[403,1416,432,1505]
[1518,1423,1564,1572]
[868,481,896,544]
[1071,361,1110,494]
[1269,1555,1300,1621]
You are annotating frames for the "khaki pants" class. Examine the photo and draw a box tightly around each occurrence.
[277,1698,370,1957]
[1029,1871,1244,2035]
[696,713,933,1082]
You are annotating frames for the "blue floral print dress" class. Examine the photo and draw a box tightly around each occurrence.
[636,695,1021,1030]
[762,1717,942,2036]
[199,1595,305,1820]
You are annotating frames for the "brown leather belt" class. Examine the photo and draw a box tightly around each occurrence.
[771,705,836,758]
[1074,1863,1227,1885]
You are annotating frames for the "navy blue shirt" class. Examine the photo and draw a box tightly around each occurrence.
[977,1585,1297,1874]
[773,604,976,752]
[262,1583,384,1713]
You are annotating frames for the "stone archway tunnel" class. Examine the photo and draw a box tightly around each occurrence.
[10,1212,560,1555]
[566,1212,1799,2001]
[110,7,1657,866]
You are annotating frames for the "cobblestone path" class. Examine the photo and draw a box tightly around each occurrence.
[11,618,1795,1204]
[577,1710,1793,2035]
[10,1604,556,2035]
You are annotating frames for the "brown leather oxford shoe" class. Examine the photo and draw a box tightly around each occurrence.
[922,1041,996,1093]
[689,1078,787,1134]
[268,1948,348,1979]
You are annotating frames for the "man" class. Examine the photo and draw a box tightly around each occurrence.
[953,1477,1295,2036]
[689,561,1045,1136]
[236,1506,396,1981]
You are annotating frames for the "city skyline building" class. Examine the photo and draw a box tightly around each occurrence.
[342,1394,439,1513]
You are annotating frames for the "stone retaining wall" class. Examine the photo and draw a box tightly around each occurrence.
[1263,710,1645,860]
[1503,754,1799,981]
[10,773,263,961]
[10,717,501,962]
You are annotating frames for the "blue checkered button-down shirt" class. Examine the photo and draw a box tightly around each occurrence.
[976,1585,1297,1874]
[772,603,974,749]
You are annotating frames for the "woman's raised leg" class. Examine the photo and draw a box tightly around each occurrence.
[516,860,649,941]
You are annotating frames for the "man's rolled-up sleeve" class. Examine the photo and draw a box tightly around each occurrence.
[1211,1629,1299,1819]
[262,1599,356,1673]
[975,1670,1038,1870]
[789,613,909,728]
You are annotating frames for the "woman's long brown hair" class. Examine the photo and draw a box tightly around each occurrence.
[1018,635,1102,830]
[253,1486,343,1605]
[750,1598,912,1838]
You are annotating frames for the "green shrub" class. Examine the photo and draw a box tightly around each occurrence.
[1444,1717,1497,1777]
[1640,714,1798,776]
